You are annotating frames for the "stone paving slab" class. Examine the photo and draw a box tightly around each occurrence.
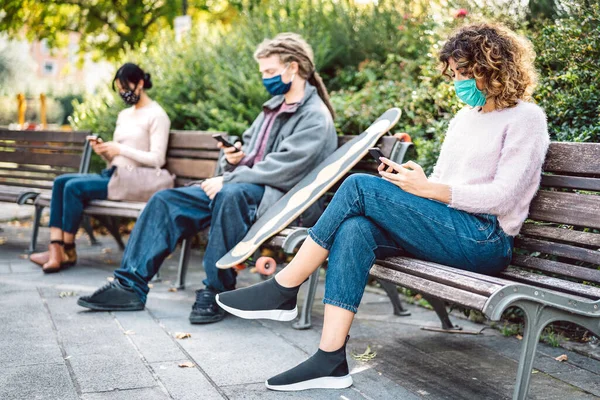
[0,224,599,400]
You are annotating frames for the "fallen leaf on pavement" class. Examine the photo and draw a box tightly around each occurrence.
[168,287,178,292]
[516,334,523,340]
[107,277,115,282]
[59,291,77,298]
[0,237,7,245]
[351,345,377,361]
[175,332,191,339]
[555,354,568,362]
[101,248,112,254]
[178,362,195,368]
[19,254,28,259]
[124,330,135,335]
[148,284,154,289]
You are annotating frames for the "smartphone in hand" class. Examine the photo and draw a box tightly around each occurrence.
[212,134,240,153]
[86,134,103,143]
[368,147,385,164]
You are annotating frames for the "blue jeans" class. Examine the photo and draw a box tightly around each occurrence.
[308,174,514,314]
[114,183,265,303]
[49,167,115,234]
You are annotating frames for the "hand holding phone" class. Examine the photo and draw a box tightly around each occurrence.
[86,135,103,144]
[212,134,240,153]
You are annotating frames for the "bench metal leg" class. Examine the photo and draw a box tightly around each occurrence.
[95,216,125,251]
[377,279,411,316]
[293,265,321,330]
[423,296,462,331]
[29,205,44,253]
[176,238,192,290]
[510,300,600,400]
[81,216,99,246]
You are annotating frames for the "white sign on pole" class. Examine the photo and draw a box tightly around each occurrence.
[174,15,192,42]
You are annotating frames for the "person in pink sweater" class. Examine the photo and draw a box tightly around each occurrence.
[217,23,550,391]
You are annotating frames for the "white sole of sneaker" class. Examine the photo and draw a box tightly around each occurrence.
[265,375,353,391]
[215,294,298,321]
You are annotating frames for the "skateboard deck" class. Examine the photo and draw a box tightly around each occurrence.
[216,108,402,269]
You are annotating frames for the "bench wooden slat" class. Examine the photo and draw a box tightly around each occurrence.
[0,165,63,175]
[165,158,216,179]
[370,264,489,310]
[83,207,141,218]
[0,130,89,143]
[167,149,220,160]
[500,267,600,300]
[0,181,52,190]
[0,151,82,169]
[543,142,600,175]
[514,236,600,265]
[541,175,600,191]
[87,200,146,210]
[511,254,600,285]
[168,131,224,149]
[528,191,600,229]
[378,257,503,296]
[0,143,85,152]
[0,173,55,181]
[520,224,600,248]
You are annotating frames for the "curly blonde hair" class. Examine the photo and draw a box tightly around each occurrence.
[439,23,539,110]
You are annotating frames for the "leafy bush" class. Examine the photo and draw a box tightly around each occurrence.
[532,1,600,142]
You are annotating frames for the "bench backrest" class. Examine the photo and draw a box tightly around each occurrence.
[510,142,600,298]
[0,129,91,190]
[165,130,224,187]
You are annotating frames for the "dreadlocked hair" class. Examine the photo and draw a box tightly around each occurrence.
[254,33,335,119]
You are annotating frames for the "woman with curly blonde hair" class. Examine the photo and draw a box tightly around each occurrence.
[217,23,550,391]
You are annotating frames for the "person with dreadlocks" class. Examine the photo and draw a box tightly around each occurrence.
[78,33,337,324]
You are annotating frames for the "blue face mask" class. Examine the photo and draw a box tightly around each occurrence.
[454,79,486,107]
[263,65,294,96]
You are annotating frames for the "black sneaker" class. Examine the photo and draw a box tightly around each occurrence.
[77,280,145,311]
[266,336,353,391]
[189,288,226,324]
[215,277,299,321]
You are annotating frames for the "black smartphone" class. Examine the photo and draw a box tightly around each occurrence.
[86,134,103,143]
[212,134,240,152]
[368,147,385,164]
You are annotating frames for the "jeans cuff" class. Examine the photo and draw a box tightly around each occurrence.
[323,297,358,314]
[308,228,332,250]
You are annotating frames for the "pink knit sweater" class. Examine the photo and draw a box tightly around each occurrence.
[429,100,550,236]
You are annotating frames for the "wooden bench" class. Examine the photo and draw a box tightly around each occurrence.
[30,130,224,252]
[0,129,91,206]
[364,142,600,400]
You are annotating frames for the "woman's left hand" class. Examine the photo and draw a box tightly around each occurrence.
[95,141,121,159]
[378,158,431,197]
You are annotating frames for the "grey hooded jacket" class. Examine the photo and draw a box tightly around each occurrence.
[220,83,337,225]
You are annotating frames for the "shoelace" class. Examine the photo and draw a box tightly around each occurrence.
[193,289,216,310]
[94,281,117,295]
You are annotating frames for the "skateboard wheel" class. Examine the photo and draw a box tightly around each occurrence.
[233,264,247,271]
[255,257,277,276]
[394,132,412,143]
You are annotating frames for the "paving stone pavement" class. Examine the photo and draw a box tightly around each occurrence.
[0,222,599,400]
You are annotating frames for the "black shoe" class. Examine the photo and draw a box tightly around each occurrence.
[266,336,352,391]
[189,288,226,324]
[215,277,300,321]
[77,280,145,311]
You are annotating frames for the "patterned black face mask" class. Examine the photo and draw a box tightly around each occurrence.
[119,90,140,105]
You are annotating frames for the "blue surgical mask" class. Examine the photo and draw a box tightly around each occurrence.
[263,65,294,96]
[454,79,486,107]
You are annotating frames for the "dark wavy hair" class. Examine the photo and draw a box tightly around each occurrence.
[112,63,153,92]
[439,23,539,110]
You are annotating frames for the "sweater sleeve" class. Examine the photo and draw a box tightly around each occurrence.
[118,112,171,168]
[221,112,334,191]
[449,107,549,215]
